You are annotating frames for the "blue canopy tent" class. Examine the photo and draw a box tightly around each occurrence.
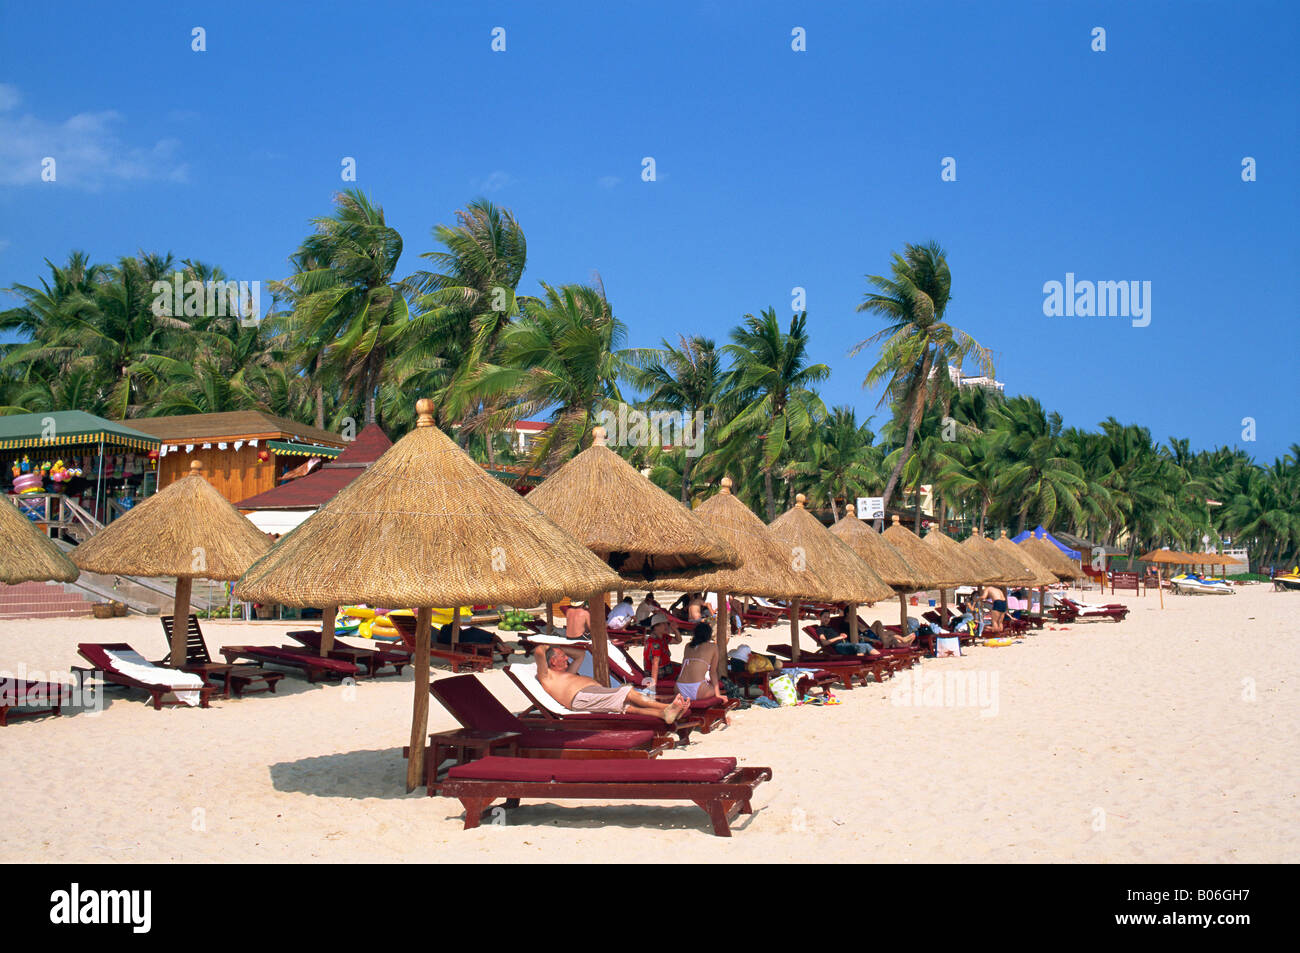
[1011,526,1082,561]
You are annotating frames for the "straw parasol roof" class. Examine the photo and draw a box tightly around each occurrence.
[767,495,894,603]
[880,515,967,589]
[828,514,926,591]
[923,527,1001,586]
[73,461,271,580]
[1019,535,1084,581]
[234,409,622,608]
[992,530,1059,587]
[962,530,1037,586]
[524,427,739,584]
[0,498,79,584]
[653,478,827,600]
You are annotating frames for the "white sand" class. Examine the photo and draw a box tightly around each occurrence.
[1,584,1295,862]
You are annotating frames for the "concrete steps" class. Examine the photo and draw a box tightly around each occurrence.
[0,580,97,620]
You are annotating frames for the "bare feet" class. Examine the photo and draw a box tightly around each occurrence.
[661,695,688,724]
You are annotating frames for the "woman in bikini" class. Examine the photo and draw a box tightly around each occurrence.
[677,622,727,715]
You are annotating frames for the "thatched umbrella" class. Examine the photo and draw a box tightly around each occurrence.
[73,460,272,666]
[0,497,79,584]
[1020,535,1084,582]
[992,530,1058,612]
[235,400,622,791]
[525,427,739,684]
[654,477,830,668]
[923,527,1003,619]
[827,512,925,644]
[1139,549,1202,609]
[881,514,967,629]
[962,530,1036,587]
[768,494,893,660]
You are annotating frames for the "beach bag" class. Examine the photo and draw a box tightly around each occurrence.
[746,653,775,674]
[935,635,961,657]
[769,673,798,707]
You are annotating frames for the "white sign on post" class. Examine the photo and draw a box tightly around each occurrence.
[857,497,885,520]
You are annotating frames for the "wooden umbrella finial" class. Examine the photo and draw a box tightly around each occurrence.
[720,476,733,495]
[892,514,900,525]
[189,460,203,475]
[415,398,435,428]
[795,493,806,508]
[592,426,608,447]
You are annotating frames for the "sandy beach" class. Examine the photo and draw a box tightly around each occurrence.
[1,583,1294,864]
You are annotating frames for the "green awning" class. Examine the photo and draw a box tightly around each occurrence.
[0,411,160,452]
[267,440,342,459]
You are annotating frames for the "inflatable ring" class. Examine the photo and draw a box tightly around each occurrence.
[984,637,1016,647]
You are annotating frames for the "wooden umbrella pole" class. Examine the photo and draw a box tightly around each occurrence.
[716,590,730,685]
[787,599,800,659]
[545,602,553,628]
[320,605,337,657]
[1157,567,1164,609]
[405,606,433,793]
[899,592,908,630]
[171,576,193,667]
[591,594,610,686]
[450,611,461,649]
[848,603,858,641]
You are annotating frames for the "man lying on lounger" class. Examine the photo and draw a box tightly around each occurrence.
[534,644,689,723]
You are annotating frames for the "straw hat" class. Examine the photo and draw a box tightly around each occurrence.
[73,461,271,580]
[880,515,967,589]
[923,527,1001,586]
[652,477,830,600]
[235,401,623,607]
[525,427,739,584]
[962,530,1037,586]
[1019,535,1084,581]
[0,498,79,584]
[767,495,894,603]
[992,530,1059,586]
[828,514,925,591]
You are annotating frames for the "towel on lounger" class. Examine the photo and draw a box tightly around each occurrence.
[103,648,205,707]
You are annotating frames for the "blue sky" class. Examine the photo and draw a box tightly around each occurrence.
[1,1,1296,463]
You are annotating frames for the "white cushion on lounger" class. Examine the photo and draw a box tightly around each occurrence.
[103,647,205,707]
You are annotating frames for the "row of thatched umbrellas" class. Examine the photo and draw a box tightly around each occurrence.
[1,399,1088,794]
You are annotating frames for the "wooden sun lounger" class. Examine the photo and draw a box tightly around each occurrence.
[285,629,408,678]
[504,664,700,745]
[388,614,496,673]
[766,643,875,689]
[728,663,841,699]
[603,644,738,733]
[219,644,359,682]
[428,674,673,764]
[1059,598,1129,622]
[76,642,216,709]
[438,755,772,837]
[160,615,284,697]
[0,676,68,725]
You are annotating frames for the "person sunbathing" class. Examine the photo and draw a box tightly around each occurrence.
[534,644,688,723]
[813,609,881,655]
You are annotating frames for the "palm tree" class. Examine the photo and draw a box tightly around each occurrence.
[852,241,991,525]
[472,283,632,468]
[627,335,723,502]
[715,308,829,520]
[273,190,409,426]
[790,406,881,520]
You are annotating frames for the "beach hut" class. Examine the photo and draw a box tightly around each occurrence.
[524,427,739,684]
[0,496,80,585]
[768,495,894,660]
[653,477,831,668]
[71,461,272,665]
[234,400,621,791]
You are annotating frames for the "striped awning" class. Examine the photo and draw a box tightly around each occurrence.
[268,440,343,459]
[0,432,159,452]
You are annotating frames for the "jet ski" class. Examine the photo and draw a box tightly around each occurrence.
[1170,573,1235,595]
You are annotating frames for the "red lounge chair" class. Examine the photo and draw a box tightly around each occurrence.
[219,644,359,682]
[727,660,840,700]
[795,626,914,677]
[429,674,674,762]
[603,643,739,733]
[388,613,494,673]
[76,643,216,709]
[768,642,877,689]
[1059,598,1129,622]
[160,615,284,697]
[438,755,772,837]
[504,664,700,745]
[0,676,68,726]
[285,629,408,678]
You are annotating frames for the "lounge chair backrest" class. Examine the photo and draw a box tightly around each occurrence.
[160,615,211,664]
[605,641,643,679]
[505,663,577,715]
[287,629,322,650]
[429,674,521,733]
